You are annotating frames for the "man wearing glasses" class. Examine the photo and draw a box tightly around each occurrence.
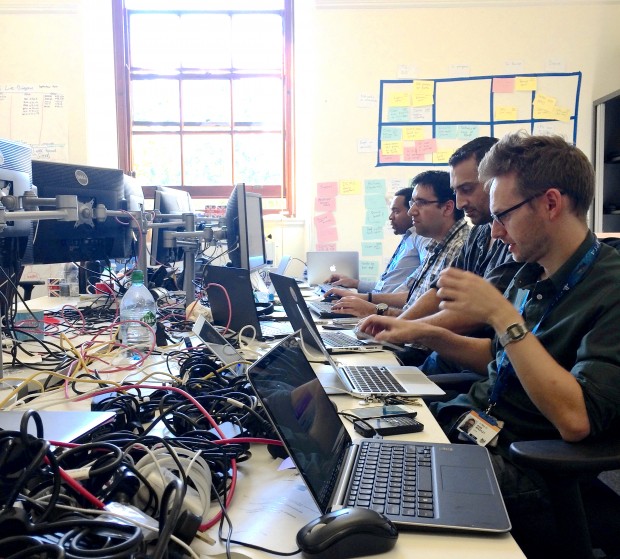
[358,133,620,556]
[328,170,470,317]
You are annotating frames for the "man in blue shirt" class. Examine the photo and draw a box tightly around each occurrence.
[327,186,429,294]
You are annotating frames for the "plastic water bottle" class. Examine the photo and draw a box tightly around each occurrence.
[119,270,157,349]
[61,262,80,297]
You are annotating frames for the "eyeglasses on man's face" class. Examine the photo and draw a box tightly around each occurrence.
[491,192,545,226]
[409,198,443,209]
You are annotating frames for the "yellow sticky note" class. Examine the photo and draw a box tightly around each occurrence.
[388,92,411,107]
[533,105,553,119]
[495,106,518,121]
[380,141,404,156]
[553,106,572,123]
[402,126,425,141]
[411,93,434,107]
[533,93,557,111]
[432,150,452,164]
[515,77,537,91]
[339,180,362,195]
[412,80,434,96]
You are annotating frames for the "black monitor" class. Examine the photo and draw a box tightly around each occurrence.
[29,160,134,265]
[225,183,267,270]
[150,185,192,265]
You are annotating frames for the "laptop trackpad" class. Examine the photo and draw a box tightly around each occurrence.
[441,465,494,494]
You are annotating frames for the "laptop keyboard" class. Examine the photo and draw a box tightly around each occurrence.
[346,441,435,518]
[321,331,365,348]
[343,365,406,393]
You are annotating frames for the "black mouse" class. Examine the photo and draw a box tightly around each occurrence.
[296,507,398,559]
[321,294,339,302]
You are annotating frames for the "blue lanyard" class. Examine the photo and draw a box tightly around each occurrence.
[488,239,601,410]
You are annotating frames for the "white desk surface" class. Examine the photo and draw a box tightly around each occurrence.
[5,298,525,558]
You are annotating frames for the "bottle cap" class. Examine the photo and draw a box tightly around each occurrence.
[131,269,145,283]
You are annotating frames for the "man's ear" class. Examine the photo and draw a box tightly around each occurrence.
[545,188,564,221]
[443,198,456,217]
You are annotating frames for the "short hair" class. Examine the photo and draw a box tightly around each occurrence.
[394,186,413,203]
[411,170,464,220]
[449,136,498,167]
[478,132,594,219]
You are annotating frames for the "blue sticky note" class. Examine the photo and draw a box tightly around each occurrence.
[381,127,403,141]
[362,225,384,240]
[365,208,387,225]
[387,107,409,122]
[365,194,386,210]
[364,179,386,196]
[436,124,458,139]
[360,260,380,276]
[362,242,383,257]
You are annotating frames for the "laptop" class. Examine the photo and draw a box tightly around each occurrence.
[0,409,116,444]
[204,266,294,341]
[247,335,511,534]
[306,251,359,286]
[269,272,382,354]
[192,314,247,377]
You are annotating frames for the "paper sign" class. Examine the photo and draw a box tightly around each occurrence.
[495,106,518,120]
[358,93,378,107]
[358,138,377,153]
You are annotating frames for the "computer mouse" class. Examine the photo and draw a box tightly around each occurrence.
[321,294,339,302]
[296,507,398,559]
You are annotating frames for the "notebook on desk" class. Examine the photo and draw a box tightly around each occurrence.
[204,266,294,341]
[306,251,359,286]
[0,410,116,444]
[269,272,381,354]
[247,335,511,534]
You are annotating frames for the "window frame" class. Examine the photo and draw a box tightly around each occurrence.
[111,0,295,216]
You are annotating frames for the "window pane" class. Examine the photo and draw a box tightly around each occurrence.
[234,133,282,185]
[180,14,231,69]
[130,14,181,70]
[182,80,231,130]
[183,134,233,186]
[133,135,181,186]
[233,77,282,129]
[232,14,283,70]
[132,79,180,126]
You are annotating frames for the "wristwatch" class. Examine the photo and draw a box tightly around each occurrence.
[498,322,528,347]
[376,303,389,316]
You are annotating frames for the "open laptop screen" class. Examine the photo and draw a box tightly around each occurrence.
[248,335,350,513]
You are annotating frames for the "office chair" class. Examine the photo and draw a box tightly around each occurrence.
[509,435,620,559]
[18,279,45,301]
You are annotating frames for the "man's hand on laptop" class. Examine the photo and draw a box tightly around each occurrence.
[323,286,356,300]
[358,314,435,345]
[327,274,360,289]
[330,295,377,318]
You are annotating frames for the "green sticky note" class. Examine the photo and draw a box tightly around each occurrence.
[364,179,386,196]
[362,225,384,240]
[362,242,383,257]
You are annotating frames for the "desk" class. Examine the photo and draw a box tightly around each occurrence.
[4,298,525,558]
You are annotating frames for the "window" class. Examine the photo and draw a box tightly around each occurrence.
[112,0,294,214]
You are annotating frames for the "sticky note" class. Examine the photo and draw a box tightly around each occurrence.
[316,243,337,252]
[458,124,480,140]
[315,197,336,212]
[314,212,336,228]
[362,225,384,241]
[402,126,425,141]
[436,125,458,140]
[360,260,380,276]
[381,127,403,141]
[316,226,338,244]
[515,77,537,91]
[317,181,338,197]
[365,194,386,210]
[380,141,404,156]
[339,180,362,195]
[366,208,388,226]
[379,153,401,164]
[432,150,452,164]
[388,91,411,107]
[492,77,515,93]
[362,242,383,257]
[364,179,386,196]
[387,107,410,122]
[495,106,518,121]
[553,106,572,123]
[414,138,437,155]
[403,146,425,161]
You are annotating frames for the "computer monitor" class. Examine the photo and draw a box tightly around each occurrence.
[225,183,267,271]
[29,160,134,265]
[150,185,192,265]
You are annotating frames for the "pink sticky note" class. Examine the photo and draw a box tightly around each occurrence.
[403,146,426,161]
[316,226,338,244]
[315,197,336,212]
[379,153,401,163]
[316,243,337,252]
[493,77,515,93]
[414,138,437,155]
[314,212,337,228]
[317,181,338,197]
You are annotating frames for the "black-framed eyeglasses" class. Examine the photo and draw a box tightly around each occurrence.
[409,198,442,208]
[491,193,543,226]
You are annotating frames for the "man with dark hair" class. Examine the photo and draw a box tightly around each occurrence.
[359,133,620,557]
[326,186,429,295]
[329,170,469,317]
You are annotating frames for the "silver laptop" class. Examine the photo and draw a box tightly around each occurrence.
[192,315,247,376]
[0,410,116,443]
[247,335,511,534]
[306,251,359,286]
[269,272,382,354]
[297,312,444,397]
